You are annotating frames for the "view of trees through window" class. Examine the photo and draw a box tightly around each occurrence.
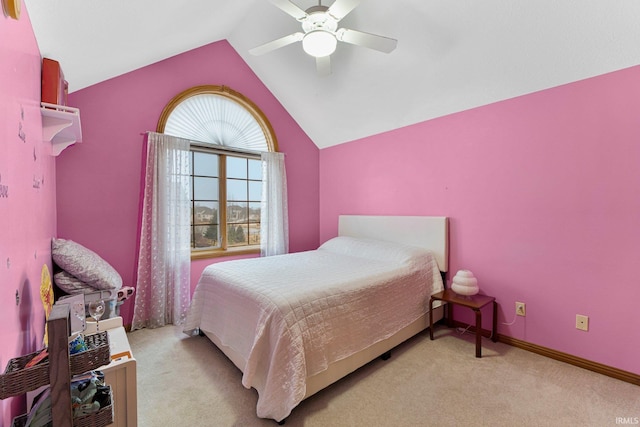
[191,151,262,250]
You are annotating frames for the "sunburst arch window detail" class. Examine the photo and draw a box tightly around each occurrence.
[156,85,278,152]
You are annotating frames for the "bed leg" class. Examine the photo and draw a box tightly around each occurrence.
[198,328,205,337]
[380,351,391,361]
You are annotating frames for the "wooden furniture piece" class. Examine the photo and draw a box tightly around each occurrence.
[25,316,137,426]
[86,318,137,427]
[49,304,114,426]
[3,305,113,426]
[100,326,137,427]
[429,289,498,358]
[49,304,74,425]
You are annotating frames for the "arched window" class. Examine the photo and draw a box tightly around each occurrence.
[157,85,278,258]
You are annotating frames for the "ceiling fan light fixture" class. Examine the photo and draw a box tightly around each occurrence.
[302,30,337,57]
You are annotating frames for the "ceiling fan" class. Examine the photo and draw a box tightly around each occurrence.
[249,0,398,76]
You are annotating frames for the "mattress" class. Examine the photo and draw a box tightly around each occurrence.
[183,236,444,421]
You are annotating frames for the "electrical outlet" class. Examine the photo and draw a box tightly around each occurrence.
[576,314,589,331]
[515,302,526,316]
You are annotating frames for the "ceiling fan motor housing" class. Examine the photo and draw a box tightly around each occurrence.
[302,6,338,34]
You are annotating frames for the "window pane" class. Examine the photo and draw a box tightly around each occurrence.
[248,181,261,201]
[248,159,261,180]
[227,179,247,201]
[193,225,220,249]
[193,202,218,225]
[227,156,247,179]
[249,202,261,223]
[194,177,218,200]
[248,223,261,245]
[193,152,218,177]
[227,223,248,246]
[227,202,248,224]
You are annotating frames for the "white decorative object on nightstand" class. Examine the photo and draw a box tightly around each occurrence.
[451,269,479,296]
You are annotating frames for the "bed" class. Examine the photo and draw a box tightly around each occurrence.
[183,215,449,422]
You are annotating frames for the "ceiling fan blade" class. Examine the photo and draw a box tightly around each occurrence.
[249,32,304,56]
[269,0,308,20]
[336,28,398,53]
[316,55,331,76]
[327,0,360,21]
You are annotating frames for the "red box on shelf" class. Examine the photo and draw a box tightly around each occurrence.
[41,58,68,106]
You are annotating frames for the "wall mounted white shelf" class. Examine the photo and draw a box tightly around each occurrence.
[41,102,82,156]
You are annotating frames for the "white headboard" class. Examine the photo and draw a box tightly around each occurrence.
[338,215,449,272]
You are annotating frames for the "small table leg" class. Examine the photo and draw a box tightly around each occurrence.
[429,297,434,340]
[474,308,482,358]
[492,301,498,342]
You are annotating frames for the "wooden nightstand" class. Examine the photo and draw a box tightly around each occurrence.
[429,290,497,358]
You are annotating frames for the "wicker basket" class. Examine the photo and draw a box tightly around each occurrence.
[70,332,110,375]
[74,394,114,427]
[0,351,50,399]
[0,332,110,399]
[10,387,112,427]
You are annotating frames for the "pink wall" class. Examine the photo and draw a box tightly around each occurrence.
[57,40,320,326]
[319,65,640,375]
[2,5,634,423]
[0,6,57,423]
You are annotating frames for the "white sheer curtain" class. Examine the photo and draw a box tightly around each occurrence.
[260,152,289,256]
[132,132,191,330]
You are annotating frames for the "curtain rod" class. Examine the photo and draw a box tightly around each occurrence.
[141,131,269,156]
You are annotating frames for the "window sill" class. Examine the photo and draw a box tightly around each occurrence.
[191,246,260,261]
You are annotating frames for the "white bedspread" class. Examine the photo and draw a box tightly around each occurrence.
[183,236,444,421]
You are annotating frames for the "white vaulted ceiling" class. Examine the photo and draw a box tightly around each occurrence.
[24,0,640,149]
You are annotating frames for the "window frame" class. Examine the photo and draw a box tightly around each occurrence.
[156,85,278,259]
[189,144,262,259]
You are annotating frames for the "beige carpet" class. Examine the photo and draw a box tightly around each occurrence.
[127,325,638,426]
